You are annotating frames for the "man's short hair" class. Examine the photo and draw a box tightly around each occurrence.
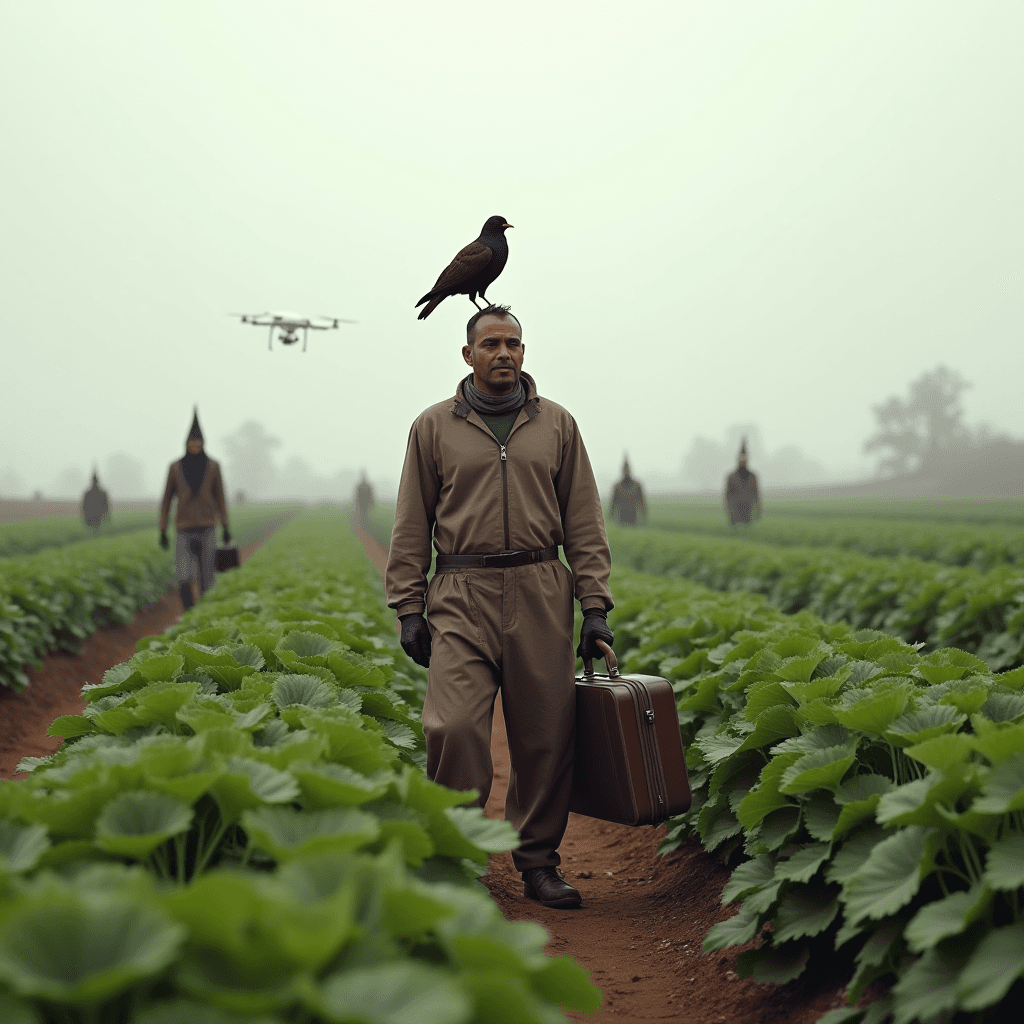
[466,304,522,345]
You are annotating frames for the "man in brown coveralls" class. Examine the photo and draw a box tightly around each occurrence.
[725,438,761,526]
[159,409,231,610]
[386,305,613,909]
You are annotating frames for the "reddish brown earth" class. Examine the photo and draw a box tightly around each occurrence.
[0,534,272,780]
[356,529,853,1023]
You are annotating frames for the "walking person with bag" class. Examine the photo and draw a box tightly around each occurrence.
[386,305,614,909]
[159,409,231,610]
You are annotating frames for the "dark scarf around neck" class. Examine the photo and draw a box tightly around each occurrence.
[181,451,209,494]
[462,374,526,416]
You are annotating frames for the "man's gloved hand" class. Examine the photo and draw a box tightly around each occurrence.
[159,530,169,550]
[577,608,614,662]
[223,526,232,545]
[399,613,432,668]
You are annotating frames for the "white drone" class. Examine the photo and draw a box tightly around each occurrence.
[231,311,357,352]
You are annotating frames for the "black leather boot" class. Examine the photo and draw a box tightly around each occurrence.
[522,867,581,909]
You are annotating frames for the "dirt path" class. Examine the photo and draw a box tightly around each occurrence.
[0,533,275,780]
[355,529,851,1023]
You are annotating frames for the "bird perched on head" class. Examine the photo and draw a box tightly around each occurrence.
[415,215,513,320]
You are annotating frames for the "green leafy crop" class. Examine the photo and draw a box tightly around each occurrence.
[644,499,1024,572]
[0,504,299,692]
[0,509,600,1023]
[609,564,1024,1021]
[608,524,1024,672]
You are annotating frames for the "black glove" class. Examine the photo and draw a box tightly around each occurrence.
[223,526,232,544]
[159,530,169,550]
[399,613,432,668]
[576,609,614,662]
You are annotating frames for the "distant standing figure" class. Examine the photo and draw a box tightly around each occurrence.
[355,472,375,526]
[725,438,761,526]
[610,457,647,526]
[159,409,231,610]
[81,471,110,530]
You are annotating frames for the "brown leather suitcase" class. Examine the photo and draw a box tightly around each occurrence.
[215,545,240,572]
[570,641,691,826]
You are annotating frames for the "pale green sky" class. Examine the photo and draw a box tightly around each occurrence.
[1,1,1021,496]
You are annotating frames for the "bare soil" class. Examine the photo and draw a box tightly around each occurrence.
[0,534,273,780]
[356,529,853,1023]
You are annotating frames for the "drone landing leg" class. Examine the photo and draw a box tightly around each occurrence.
[268,326,274,352]
[303,326,308,353]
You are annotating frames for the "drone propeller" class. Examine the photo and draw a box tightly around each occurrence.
[318,315,358,324]
[228,311,271,323]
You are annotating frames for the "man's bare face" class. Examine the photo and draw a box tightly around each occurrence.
[187,439,204,455]
[462,317,524,396]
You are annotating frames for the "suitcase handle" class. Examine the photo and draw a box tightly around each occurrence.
[583,639,620,679]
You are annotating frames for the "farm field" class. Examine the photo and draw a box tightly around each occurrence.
[0,509,601,1023]
[648,495,1024,526]
[365,500,1024,1020]
[0,504,300,692]
[606,563,1024,1023]
[644,498,1024,571]
[0,508,160,559]
[607,524,1024,672]
[3,499,1021,1022]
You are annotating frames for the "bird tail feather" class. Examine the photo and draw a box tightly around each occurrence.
[417,295,444,320]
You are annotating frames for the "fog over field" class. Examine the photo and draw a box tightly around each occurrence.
[1,2,1021,502]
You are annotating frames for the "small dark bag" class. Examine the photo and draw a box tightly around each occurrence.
[215,545,240,572]
[570,640,691,827]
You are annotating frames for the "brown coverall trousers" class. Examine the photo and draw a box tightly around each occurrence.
[423,559,575,872]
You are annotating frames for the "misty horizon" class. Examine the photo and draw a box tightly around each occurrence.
[2,3,1021,506]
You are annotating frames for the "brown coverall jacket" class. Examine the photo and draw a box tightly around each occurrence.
[159,459,229,532]
[385,373,612,871]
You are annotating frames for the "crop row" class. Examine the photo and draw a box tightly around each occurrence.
[0,510,159,559]
[646,507,1024,572]
[607,525,1024,671]
[648,495,1024,526]
[0,509,599,1024]
[607,563,1024,1023]
[0,505,298,692]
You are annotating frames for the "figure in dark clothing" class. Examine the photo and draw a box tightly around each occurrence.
[610,457,647,526]
[355,473,375,526]
[81,471,110,530]
[725,438,761,526]
[159,409,231,610]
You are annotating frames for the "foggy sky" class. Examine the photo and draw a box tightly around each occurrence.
[2,2,1022,498]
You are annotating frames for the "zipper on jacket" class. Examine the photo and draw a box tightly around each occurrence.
[499,445,510,550]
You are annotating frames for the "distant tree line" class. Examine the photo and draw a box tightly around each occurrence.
[864,365,1006,478]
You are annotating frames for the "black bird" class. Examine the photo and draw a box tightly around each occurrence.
[416,216,513,320]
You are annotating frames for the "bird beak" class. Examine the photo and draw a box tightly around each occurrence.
[503,223,514,229]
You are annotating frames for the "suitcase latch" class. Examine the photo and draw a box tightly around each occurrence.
[645,709,655,724]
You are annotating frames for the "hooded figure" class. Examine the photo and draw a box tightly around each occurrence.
[355,471,375,525]
[724,438,761,526]
[610,456,647,526]
[81,469,110,530]
[158,408,231,609]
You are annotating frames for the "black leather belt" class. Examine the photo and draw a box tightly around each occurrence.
[435,546,559,571]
